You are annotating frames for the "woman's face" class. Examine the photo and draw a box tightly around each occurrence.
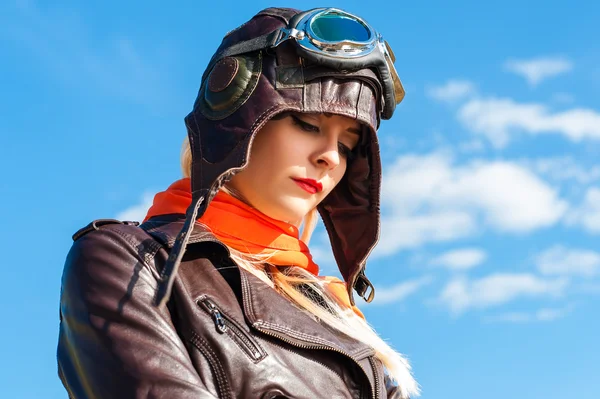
[228,112,362,224]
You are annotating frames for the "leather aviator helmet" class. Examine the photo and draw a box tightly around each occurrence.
[155,7,405,307]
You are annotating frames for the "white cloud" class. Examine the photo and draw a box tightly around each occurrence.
[484,305,573,323]
[375,153,568,256]
[504,57,573,86]
[438,273,568,314]
[370,276,433,305]
[376,211,476,257]
[528,157,600,184]
[536,306,573,321]
[535,245,600,277]
[458,97,600,148]
[431,248,487,271]
[484,312,531,323]
[426,80,476,103]
[567,187,600,233]
[116,193,154,222]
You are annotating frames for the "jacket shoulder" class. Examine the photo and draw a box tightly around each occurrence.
[58,219,214,398]
[64,219,165,292]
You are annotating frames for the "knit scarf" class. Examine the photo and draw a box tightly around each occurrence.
[144,178,364,319]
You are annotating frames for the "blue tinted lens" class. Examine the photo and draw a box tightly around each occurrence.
[310,12,371,42]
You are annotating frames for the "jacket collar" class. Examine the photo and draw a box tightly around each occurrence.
[239,270,375,360]
[141,214,222,249]
[140,215,375,361]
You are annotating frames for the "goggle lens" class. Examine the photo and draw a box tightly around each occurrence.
[310,11,371,42]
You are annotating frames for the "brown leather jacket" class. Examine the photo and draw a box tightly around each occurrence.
[57,216,403,398]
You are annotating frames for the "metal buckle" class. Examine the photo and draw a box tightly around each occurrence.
[354,272,375,303]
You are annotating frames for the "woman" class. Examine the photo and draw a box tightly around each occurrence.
[57,7,419,399]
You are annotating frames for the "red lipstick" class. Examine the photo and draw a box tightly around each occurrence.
[292,178,323,194]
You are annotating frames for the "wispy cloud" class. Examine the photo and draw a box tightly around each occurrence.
[552,93,575,104]
[376,211,476,257]
[535,245,600,277]
[375,152,568,256]
[426,80,476,103]
[457,139,486,154]
[370,276,433,305]
[528,157,600,184]
[484,305,574,323]
[458,97,600,148]
[567,187,600,233]
[431,248,487,271]
[2,1,175,108]
[504,57,573,86]
[116,192,154,222]
[438,273,569,315]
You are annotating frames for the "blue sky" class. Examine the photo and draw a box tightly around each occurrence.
[1,0,599,398]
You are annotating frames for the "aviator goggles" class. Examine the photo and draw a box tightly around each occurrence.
[205,8,405,119]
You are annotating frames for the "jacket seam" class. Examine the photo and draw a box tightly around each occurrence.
[189,329,232,399]
[254,321,340,349]
[109,225,163,267]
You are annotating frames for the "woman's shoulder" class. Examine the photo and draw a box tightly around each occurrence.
[62,219,165,295]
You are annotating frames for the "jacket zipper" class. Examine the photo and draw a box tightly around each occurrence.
[368,356,381,399]
[198,297,266,362]
[268,339,349,389]
[252,323,378,399]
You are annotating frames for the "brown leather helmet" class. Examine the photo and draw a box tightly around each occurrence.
[156,7,404,307]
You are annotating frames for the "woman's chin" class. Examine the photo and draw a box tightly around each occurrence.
[262,201,312,225]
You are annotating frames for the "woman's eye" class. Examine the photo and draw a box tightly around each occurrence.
[290,115,319,133]
[338,143,355,160]
[290,114,355,161]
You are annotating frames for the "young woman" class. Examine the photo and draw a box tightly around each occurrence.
[57,7,419,399]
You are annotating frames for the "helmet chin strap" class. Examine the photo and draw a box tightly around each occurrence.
[154,193,206,307]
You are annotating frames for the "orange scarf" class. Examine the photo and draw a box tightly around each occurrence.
[144,178,364,319]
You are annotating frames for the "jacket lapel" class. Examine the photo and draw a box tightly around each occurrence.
[141,216,375,361]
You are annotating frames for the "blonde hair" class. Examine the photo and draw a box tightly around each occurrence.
[181,136,418,398]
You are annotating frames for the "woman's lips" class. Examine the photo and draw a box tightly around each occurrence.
[292,178,323,194]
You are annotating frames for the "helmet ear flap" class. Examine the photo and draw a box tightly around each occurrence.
[196,53,262,120]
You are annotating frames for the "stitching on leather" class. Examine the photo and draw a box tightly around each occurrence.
[208,301,267,364]
[239,271,257,322]
[190,329,233,399]
[255,321,339,349]
[248,102,302,136]
[225,329,266,364]
[202,54,263,121]
[191,112,204,186]
[88,226,156,273]
[112,225,162,266]
[103,225,140,249]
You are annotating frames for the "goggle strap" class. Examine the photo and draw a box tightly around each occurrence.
[202,31,281,82]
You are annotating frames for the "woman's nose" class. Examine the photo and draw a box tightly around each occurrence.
[314,142,341,170]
